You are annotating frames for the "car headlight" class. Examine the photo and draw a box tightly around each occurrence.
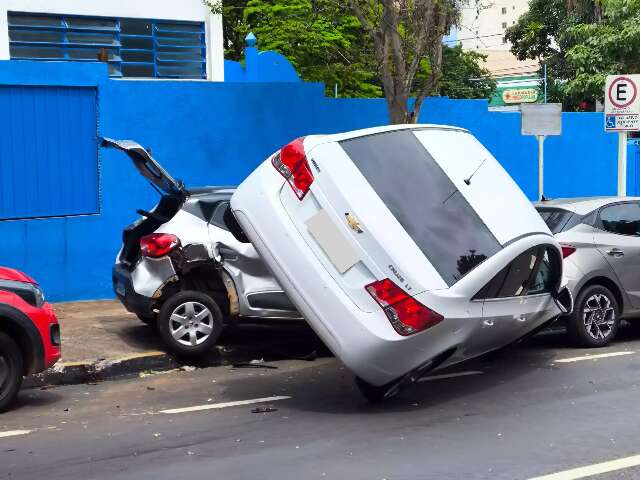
[0,279,45,307]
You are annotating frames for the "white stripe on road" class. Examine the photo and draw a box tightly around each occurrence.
[0,429,31,438]
[554,351,634,363]
[160,396,291,414]
[418,371,484,382]
[529,453,640,480]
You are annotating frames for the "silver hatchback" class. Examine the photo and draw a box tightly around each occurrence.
[536,197,640,347]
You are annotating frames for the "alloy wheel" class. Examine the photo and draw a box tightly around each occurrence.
[169,301,215,347]
[583,293,615,340]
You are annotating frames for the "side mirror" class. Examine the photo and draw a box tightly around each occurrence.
[553,286,573,315]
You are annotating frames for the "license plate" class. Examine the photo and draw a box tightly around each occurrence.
[306,209,360,274]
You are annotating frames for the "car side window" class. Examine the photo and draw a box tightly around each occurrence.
[475,246,559,299]
[599,203,640,236]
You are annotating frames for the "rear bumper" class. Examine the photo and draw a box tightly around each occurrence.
[232,162,481,386]
[112,263,155,317]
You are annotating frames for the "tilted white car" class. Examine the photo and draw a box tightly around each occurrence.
[231,124,573,401]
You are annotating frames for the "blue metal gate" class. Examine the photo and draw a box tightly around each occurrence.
[0,85,98,220]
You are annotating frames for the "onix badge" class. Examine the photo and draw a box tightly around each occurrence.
[345,212,363,233]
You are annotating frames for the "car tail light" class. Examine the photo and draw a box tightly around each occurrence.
[561,245,576,258]
[272,137,314,200]
[140,233,180,258]
[365,278,443,336]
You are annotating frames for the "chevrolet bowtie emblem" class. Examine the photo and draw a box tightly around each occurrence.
[345,212,363,233]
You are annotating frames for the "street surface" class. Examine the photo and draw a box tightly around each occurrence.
[4,324,640,480]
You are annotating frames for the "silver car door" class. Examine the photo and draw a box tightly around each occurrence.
[467,245,560,357]
[594,201,640,308]
[208,201,300,318]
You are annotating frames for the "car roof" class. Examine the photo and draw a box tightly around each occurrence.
[535,196,640,215]
[304,124,469,150]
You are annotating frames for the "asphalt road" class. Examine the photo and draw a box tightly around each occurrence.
[4,324,640,480]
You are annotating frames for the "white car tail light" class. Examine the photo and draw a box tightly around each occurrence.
[366,278,443,336]
[271,137,314,200]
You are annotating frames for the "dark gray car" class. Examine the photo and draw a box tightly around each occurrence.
[536,196,640,347]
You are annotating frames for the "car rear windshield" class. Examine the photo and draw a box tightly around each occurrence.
[339,129,501,287]
[536,208,575,234]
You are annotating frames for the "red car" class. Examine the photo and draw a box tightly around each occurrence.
[0,267,60,411]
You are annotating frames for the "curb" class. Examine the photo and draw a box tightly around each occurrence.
[24,345,262,389]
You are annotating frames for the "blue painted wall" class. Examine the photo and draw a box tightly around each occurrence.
[0,60,634,301]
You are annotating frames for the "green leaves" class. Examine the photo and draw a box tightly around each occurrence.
[564,0,640,102]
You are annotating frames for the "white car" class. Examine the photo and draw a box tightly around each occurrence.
[231,125,572,401]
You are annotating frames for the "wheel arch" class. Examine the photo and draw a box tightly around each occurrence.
[0,304,44,375]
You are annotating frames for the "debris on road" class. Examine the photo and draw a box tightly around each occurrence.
[232,358,278,369]
[251,406,278,413]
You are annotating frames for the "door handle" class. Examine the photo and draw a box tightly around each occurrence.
[606,248,625,257]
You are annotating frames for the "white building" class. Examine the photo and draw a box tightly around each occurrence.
[457,0,538,79]
[0,0,224,80]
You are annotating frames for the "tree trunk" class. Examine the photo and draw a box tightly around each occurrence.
[386,94,410,124]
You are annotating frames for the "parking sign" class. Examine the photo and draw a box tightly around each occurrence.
[605,75,640,132]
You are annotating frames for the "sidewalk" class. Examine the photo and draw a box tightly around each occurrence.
[28,300,323,387]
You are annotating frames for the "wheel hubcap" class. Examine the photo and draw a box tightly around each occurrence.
[169,301,214,347]
[583,293,615,340]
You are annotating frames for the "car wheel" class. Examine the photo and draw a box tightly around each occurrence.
[566,285,620,348]
[355,377,402,403]
[157,291,223,357]
[136,314,156,327]
[0,332,24,412]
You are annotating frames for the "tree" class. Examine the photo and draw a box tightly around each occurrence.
[504,0,601,108]
[206,0,382,98]
[205,1,494,113]
[564,0,640,104]
[204,0,248,61]
[346,0,463,123]
[439,45,496,99]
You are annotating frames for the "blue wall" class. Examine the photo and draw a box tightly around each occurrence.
[0,60,634,301]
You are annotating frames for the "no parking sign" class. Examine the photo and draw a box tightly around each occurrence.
[605,75,640,131]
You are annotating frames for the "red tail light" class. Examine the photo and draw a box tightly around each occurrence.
[365,279,443,336]
[561,245,576,258]
[271,137,314,200]
[140,233,180,258]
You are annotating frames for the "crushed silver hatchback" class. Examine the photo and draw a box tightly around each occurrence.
[103,139,300,356]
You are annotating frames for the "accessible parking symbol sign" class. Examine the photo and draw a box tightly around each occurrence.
[605,75,640,132]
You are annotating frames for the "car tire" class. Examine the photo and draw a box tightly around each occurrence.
[157,291,223,357]
[136,314,156,327]
[566,284,620,348]
[0,332,24,412]
[355,377,402,404]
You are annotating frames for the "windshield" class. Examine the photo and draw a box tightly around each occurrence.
[339,129,501,287]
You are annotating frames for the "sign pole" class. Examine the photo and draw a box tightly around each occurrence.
[538,135,546,200]
[618,131,628,196]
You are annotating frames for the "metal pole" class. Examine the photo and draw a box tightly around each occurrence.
[544,63,548,104]
[334,83,338,99]
[538,135,545,201]
[618,131,628,196]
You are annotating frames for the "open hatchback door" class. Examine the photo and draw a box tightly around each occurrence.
[101,138,187,198]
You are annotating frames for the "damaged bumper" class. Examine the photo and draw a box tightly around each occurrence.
[112,263,156,317]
